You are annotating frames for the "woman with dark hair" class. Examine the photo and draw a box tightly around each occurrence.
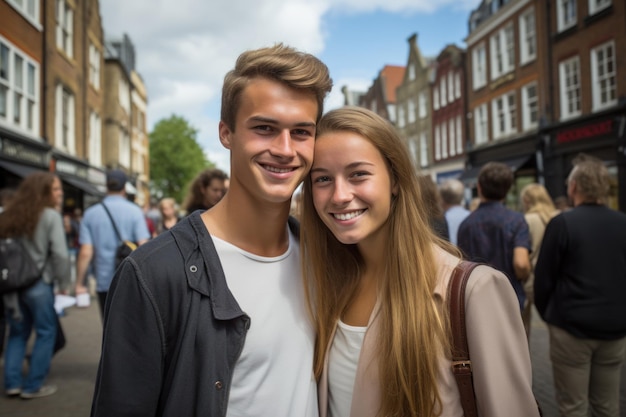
[0,172,70,399]
[183,168,228,214]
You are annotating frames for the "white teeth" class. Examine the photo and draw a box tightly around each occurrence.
[333,210,364,220]
[265,165,292,173]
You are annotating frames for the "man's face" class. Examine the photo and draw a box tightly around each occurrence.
[203,178,226,208]
[219,77,318,206]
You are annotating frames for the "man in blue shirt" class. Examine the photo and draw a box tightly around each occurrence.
[439,178,470,245]
[75,169,150,316]
[457,162,531,311]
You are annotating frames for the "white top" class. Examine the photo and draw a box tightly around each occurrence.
[328,319,367,417]
[212,230,318,417]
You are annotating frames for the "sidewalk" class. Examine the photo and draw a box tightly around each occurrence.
[0,300,624,416]
[0,298,102,417]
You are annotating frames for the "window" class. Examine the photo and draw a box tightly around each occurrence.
[435,125,441,160]
[119,128,131,168]
[559,57,581,120]
[398,105,406,128]
[490,24,515,79]
[472,44,487,90]
[8,0,40,25]
[433,89,440,110]
[55,84,75,153]
[56,0,73,57]
[448,73,454,103]
[89,43,100,89]
[454,73,461,99]
[408,63,416,81]
[441,123,448,158]
[118,78,130,113]
[88,111,101,165]
[519,8,536,64]
[557,0,577,32]
[449,119,456,157]
[591,41,617,111]
[522,83,539,130]
[0,38,39,135]
[456,115,463,154]
[419,133,428,168]
[589,0,611,15]
[440,80,447,107]
[408,138,418,166]
[474,104,488,145]
[492,92,517,139]
[407,98,416,124]
[418,92,427,119]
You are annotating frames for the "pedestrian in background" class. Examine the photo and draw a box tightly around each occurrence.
[90,43,332,416]
[154,197,181,236]
[457,162,531,312]
[300,107,539,417]
[519,183,559,339]
[183,167,228,214]
[74,169,150,317]
[0,172,70,399]
[535,154,626,417]
[417,175,450,241]
[439,178,470,246]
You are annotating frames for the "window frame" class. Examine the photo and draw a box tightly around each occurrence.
[588,0,611,15]
[0,37,40,136]
[474,104,489,146]
[557,0,577,32]
[519,8,537,65]
[472,43,487,90]
[521,82,539,131]
[558,56,581,120]
[590,40,617,112]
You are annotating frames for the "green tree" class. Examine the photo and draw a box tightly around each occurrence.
[149,115,213,203]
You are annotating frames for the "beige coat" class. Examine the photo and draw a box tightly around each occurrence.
[318,248,540,417]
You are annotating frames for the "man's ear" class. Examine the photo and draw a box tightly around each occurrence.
[218,121,232,150]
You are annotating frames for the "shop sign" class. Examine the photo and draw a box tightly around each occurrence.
[556,119,613,144]
[0,137,48,166]
[55,158,89,180]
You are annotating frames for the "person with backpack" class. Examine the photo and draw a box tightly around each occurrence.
[0,172,70,399]
[74,169,150,318]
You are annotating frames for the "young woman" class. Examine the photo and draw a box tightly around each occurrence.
[0,172,70,399]
[155,197,181,236]
[300,107,539,417]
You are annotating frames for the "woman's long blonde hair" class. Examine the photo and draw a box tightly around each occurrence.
[301,107,459,417]
[520,183,558,224]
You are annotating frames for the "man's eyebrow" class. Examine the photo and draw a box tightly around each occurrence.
[247,116,316,128]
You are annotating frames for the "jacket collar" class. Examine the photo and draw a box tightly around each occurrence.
[170,212,301,321]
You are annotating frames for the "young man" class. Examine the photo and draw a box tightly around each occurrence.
[90,44,332,417]
[457,162,531,311]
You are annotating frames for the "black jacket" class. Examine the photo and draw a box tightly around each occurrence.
[534,203,626,340]
[91,212,299,416]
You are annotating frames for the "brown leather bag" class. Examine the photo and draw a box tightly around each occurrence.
[447,260,543,417]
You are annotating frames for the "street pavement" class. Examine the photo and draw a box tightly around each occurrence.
[0,300,625,416]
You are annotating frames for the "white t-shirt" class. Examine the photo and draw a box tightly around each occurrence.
[212,230,318,417]
[328,320,367,417]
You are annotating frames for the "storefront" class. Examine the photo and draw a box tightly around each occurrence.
[458,134,539,210]
[542,106,626,212]
[51,151,106,212]
[0,129,51,190]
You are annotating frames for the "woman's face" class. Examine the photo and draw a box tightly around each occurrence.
[310,131,396,250]
[50,177,64,209]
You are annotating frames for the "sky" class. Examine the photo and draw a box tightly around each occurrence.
[100,0,478,173]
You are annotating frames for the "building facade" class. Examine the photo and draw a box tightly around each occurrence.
[359,65,405,125]
[396,33,435,173]
[463,0,550,207]
[542,0,626,210]
[430,44,468,183]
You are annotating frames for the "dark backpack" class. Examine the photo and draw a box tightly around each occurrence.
[100,203,137,269]
[0,237,42,294]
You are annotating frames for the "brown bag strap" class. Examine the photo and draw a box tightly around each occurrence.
[448,260,481,417]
